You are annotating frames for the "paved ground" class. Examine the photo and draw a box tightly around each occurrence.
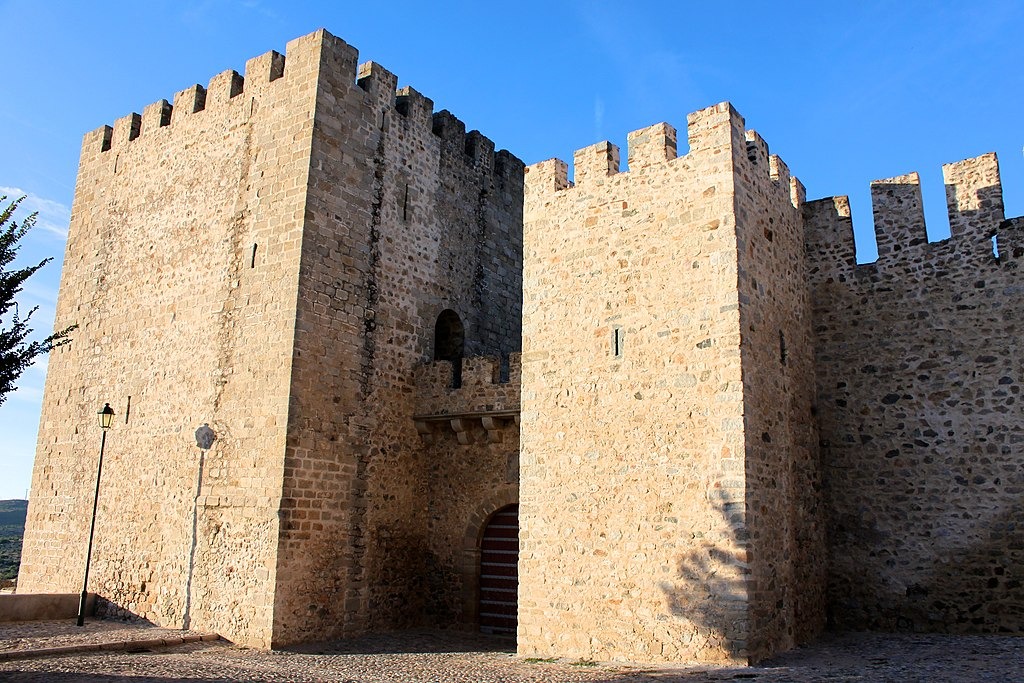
[1,620,1022,682]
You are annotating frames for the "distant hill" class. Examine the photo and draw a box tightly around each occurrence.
[0,499,28,525]
[0,499,28,581]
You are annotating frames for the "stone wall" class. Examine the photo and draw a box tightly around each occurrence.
[806,154,1024,632]
[259,34,524,645]
[733,126,826,659]
[18,36,326,647]
[519,103,822,664]
[20,29,524,649]
[21,25,1023,665]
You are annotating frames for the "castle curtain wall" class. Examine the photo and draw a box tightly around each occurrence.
[806,156,1024,632]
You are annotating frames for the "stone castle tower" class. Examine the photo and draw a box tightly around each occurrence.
[18,29,1024,665]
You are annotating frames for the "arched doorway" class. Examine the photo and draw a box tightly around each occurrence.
[478,503,519,635]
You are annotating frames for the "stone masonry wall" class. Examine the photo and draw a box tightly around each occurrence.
[520,102,825,664]
[20,28,525,649]
[19,38,326,647]
[806,155,1024,632]
[733,126,826,659]
[521,104,756,664]
[413,355,521,627]
[269,32,524,644]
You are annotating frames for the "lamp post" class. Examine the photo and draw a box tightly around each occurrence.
[78,403,114,627]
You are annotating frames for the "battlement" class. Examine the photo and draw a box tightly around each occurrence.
[805,153,1020,284]
[82,29,522,180]
[524,102,800,208]
[413,354,521,444]
[414,354,521,415]
[87,31,325,154]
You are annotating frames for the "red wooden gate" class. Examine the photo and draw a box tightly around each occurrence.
[478,504,518,635]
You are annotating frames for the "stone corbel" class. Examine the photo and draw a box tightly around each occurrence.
[450,418,474,445]
[414,420,437,445]
[481,416,504,443]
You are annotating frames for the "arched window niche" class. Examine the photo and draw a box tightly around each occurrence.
[434,309,465,388]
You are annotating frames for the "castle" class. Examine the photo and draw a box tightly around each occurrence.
[17,30,1023,664]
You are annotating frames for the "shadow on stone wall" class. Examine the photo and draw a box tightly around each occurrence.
[93,597,153,625]
[829,494,1024,633]
[659,492,750,662]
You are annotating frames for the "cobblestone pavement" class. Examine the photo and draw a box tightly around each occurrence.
[1,623,1022,682]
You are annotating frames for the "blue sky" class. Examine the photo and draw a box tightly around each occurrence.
[1,0,1022,499]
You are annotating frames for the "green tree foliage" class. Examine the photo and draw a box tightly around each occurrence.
[0,195,74,407]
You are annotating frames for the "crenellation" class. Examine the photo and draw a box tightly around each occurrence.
[626,121,677,168]
[572,141,620,187]
[394,85,433,126]
[414,355,521,419]
[997,216,1024,260]
[744,129,769,168]
[523,158,569,198]
[172,84,207,118]
[464,130,494,171]
[768,155,804,210]
[806,153,1018,282]
[141,99,172,133]
[462,356,500,386]
[111,112,141,146]
[244,50,286,86]
[284,28,358,85]
[789,175,806,210]
[356,61,398,115]
[686,101,744,156]
[432,109,466,146]
[943,152,1004,257]
[804,196,857,283]
[206,69,244,106]
[871,172,928,261]
[84,124,113,154]
[494,149,525,184]
[527,102,753,204]
[417,359,457,394]
[768,153,787,184]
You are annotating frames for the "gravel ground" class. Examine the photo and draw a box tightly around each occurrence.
[1,622,1022,682]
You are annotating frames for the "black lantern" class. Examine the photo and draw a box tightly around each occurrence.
[79,402,114,626]
[97,403,114,430]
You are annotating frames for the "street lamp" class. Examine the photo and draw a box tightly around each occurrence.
[78,403,114,627]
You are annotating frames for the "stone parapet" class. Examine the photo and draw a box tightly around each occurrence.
[413,355,521,444]
[805,153,1019,285]
[807,154,1024,633]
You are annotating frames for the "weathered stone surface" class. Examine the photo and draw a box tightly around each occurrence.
[519,105,825,664]
[17,26,1024,668]
[20,29,523,650]
[806,153,1024,634]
